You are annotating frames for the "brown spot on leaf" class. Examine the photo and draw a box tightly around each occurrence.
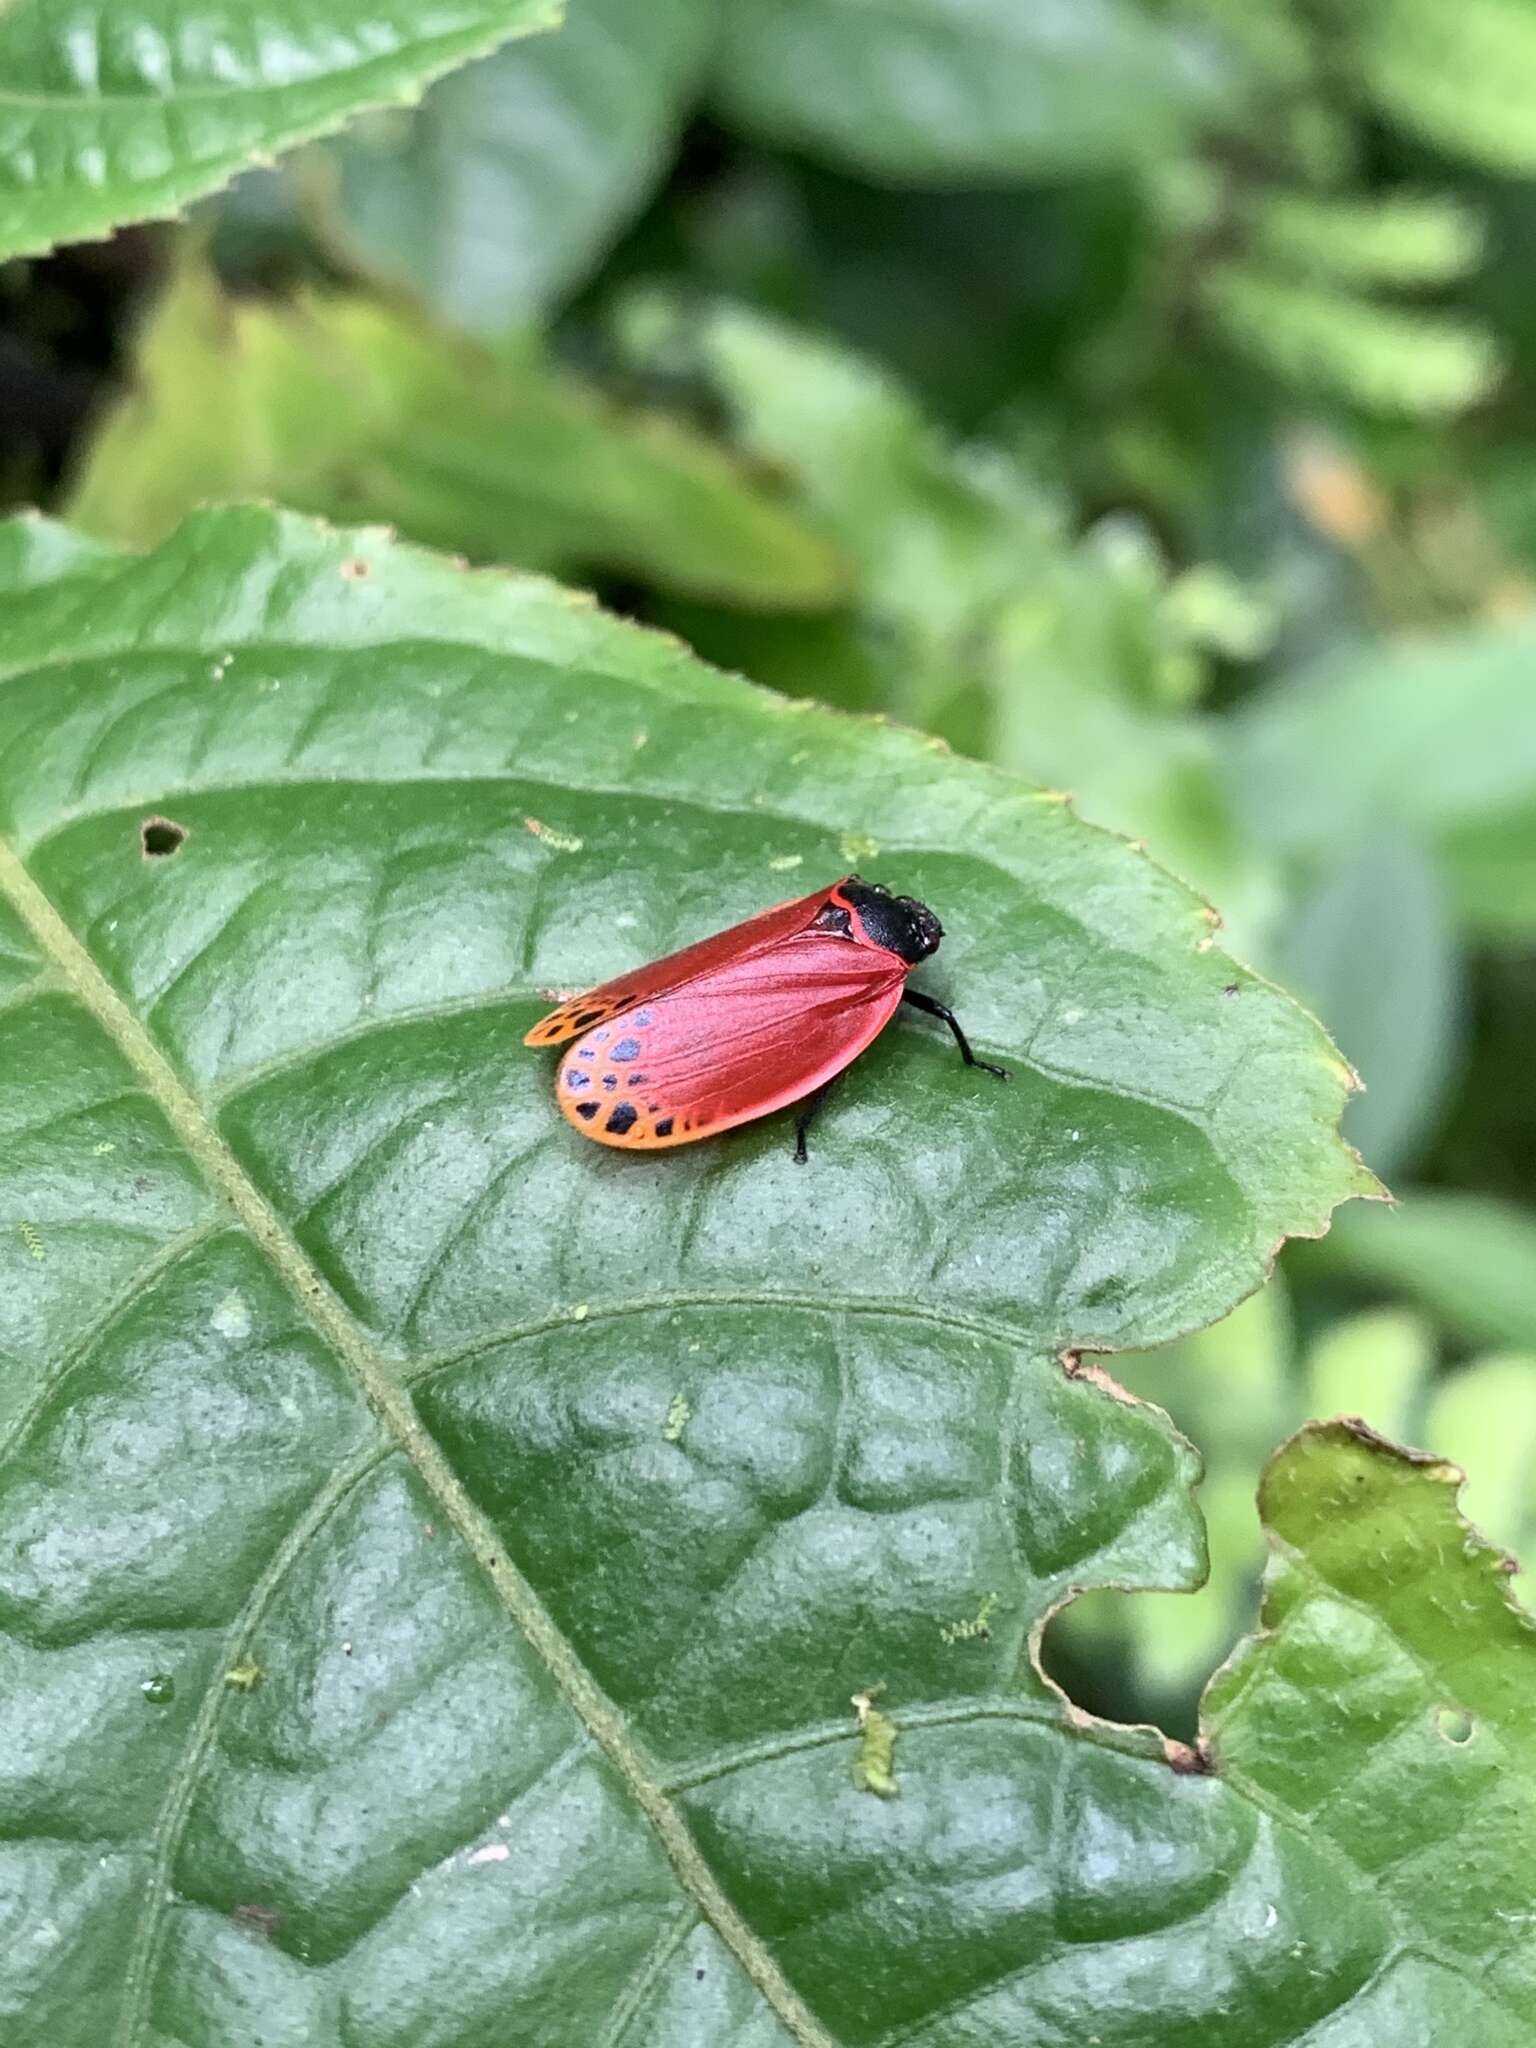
[1060,1353,1140,1406]
[233,1903,284,1940]
[1165,1738,1213,1774]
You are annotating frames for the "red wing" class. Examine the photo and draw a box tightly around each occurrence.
[553,930,906,1149]
[524,882,840,1047]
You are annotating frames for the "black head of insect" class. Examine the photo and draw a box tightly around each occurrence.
[839,877,943,965]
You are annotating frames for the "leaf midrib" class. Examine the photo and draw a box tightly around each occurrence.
[1,833,1502,2047]
[0,834,837,2048]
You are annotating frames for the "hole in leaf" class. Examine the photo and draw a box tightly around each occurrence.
[141,816,187,859]
[1435,1705,1474,1745]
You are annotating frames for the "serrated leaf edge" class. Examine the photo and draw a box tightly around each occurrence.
[0,3,566,267]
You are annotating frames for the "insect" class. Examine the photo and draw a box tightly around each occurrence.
[524,875,1007,1159]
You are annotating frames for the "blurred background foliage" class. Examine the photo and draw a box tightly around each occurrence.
[6,0,1536,1736]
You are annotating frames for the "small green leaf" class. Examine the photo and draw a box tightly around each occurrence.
[1245,189,1485,288]
[326,0,713,326]
[66,261,847,609]
[0,0,558,264]
[1206,1419,1536,2044]
[1203,263,1502,416]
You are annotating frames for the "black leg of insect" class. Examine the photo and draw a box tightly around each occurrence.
[901,988,1010,1079]
[792,1076,843,1164]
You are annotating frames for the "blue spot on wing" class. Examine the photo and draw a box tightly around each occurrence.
[634,1010,654,1027]
[612,1036,642,1062]
[566,1068,590,1089]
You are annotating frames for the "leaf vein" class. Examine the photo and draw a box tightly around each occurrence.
[0,834,837,2048]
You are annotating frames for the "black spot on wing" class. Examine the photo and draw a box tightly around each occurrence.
[606,1102,639,1136]
[654,1117,674,1138]
[575,1101,599,1122]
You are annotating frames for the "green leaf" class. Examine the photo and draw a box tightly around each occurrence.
[1204,1419,1536,2044]
[1312,1191,1536,1354]
[1358,0,1536,174]
[0,0,557,266]
[65,260,846,610]
[1244,188,1486,288]
[0,505,1400,2042]
[325,0,713,328]
[1201,263,1502,417]
[1229,624,1536,938]
[711,0,1226,182]
[618,294,1056,641]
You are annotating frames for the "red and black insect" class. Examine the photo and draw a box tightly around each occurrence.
[524,876,1007,1159]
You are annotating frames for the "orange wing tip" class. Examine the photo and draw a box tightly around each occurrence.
[568,1117,713,1150]
[559,1086,717,1149]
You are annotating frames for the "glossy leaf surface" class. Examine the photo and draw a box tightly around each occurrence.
[4,506,1503,2048]
[0,0,557,264]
